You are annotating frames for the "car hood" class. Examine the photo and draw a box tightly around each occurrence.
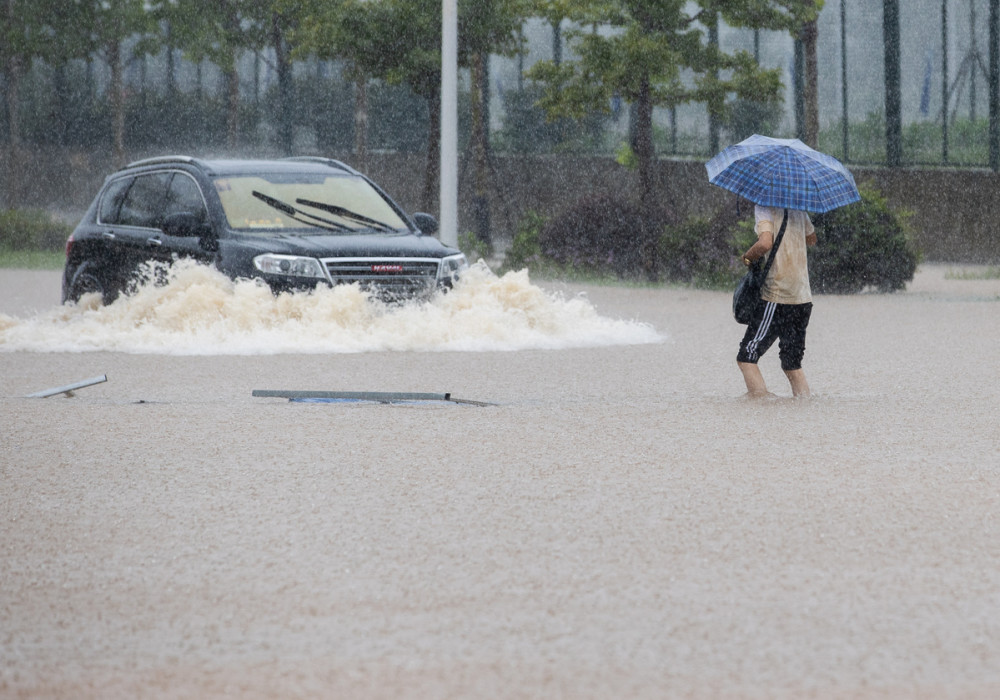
[229,230,456,259]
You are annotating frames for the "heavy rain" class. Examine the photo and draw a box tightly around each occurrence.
[3,1,1000,698]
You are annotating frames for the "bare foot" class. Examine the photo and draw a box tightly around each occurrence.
[743,390,777,400]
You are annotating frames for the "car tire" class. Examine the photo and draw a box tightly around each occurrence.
[66,267,116,305]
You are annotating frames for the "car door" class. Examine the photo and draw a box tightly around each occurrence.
[90,172,172,293]
[155,171,216,265]
[107,171,175,287]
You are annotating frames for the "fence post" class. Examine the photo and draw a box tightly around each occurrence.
[794,38,805,141]
[942,0,949,163]
[990,0,999,171]
[708,12,720,155]
[883,0,902,167]
[840,0,849,161]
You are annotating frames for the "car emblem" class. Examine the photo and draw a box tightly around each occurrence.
[372,264,403,273]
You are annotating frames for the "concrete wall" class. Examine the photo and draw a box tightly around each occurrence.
[365,154,1000,264]
[3,147,998,264]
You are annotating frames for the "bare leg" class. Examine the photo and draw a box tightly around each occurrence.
[784,368,810,398]
[738,361,771,398]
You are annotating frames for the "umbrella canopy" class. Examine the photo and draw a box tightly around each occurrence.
[705,134,860,213]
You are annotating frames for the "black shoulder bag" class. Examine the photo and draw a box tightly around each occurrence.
[733,208,788,324]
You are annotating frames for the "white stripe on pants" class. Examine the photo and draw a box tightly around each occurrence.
[745,301,777,362]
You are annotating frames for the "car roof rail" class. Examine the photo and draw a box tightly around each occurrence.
[283,156,361,176]
[126,155,201,169]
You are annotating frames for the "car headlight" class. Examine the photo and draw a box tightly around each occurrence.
[438,253,468,282]
[253,254,325,279]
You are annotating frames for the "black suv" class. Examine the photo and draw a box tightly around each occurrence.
[62,156,467,303]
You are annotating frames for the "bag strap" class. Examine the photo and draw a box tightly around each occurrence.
[759,209,789,281]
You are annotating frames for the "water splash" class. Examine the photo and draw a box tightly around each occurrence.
[0,260,662,355]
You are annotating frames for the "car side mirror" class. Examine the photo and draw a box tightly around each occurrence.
[412,212,439,236]
[162,211,209,238]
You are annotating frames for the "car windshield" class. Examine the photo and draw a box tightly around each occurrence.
[212,172,408,234]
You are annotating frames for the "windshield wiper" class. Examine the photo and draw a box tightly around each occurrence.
[295,198,397,232]
[251,190,355,232]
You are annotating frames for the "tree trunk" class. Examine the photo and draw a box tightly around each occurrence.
[422,86,441,214]
[5,56,22,149]
[166,32,177,96]
[708,12,720,155]
[108,41,126,169]
[635,76,655,209]
[801,18,820,148]
[354,72,368,172]
[224,7,241,152]
[272,17,293,156]
[3,53,23,206]
[226,61,240,151]
[54,63,70,146]
[3,0,21,149]
[470,53,491,249]
[552,20,562,65]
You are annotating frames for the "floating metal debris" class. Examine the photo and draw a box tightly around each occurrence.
[252,390,494,406]
[27,375,108,398]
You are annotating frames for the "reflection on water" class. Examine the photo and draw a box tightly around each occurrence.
[0,260,662,355]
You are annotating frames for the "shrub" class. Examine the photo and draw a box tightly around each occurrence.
[536,194,673,280]
[459,231,491,263]
[659,218,734,288]
[810,185,919,293]
[499,211,546,274]
[724,96,783,143]
[0,209,73,252]
[659,199,757,288]
[496,85,608,154]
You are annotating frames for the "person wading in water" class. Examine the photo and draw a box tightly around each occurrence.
[737,204,817,398]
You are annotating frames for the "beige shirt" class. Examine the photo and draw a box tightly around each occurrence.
[755,206,815,305]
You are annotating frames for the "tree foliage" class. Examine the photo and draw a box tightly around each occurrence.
[1,0,47,150]
[153,0,269,148]
[41,0,158,166]
[296,0,525,209]
[525,0,820,207]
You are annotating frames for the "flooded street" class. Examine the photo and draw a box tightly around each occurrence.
[3,265,999,698]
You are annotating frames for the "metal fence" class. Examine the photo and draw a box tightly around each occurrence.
[648,0,1000,168]
[3,0,999,170]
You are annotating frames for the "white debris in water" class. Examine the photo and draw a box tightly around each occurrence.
[0,260,662,355]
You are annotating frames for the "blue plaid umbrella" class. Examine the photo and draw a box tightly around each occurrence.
[705,134,860,213]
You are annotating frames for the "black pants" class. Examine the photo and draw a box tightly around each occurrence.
[737,301,813,371]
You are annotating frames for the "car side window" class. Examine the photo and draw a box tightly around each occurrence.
[117,173,171,228]
[163,173,208,223]
[98,177,133,225]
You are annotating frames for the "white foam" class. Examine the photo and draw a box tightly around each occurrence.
[0,260,663,355]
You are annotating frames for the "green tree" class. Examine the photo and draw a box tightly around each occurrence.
[799,2,822,147]
[526,0,819,210]
[1,0,45,150]
[294,0,394,169]
[297,0,523,212]
[154,0,269,150]
[263,0,305,155]
[1,0,49,203]
[463,0,526,247]
[46,0,157,167]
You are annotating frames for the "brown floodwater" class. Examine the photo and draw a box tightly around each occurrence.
[2,263,999,698]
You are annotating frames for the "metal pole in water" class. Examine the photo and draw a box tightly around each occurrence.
[26,375,108,398]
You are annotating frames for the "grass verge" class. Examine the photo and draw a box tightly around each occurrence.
[944,266,1000,280]
[0,249,65,270]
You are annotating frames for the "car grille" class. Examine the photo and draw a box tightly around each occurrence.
[322,257,440,298]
